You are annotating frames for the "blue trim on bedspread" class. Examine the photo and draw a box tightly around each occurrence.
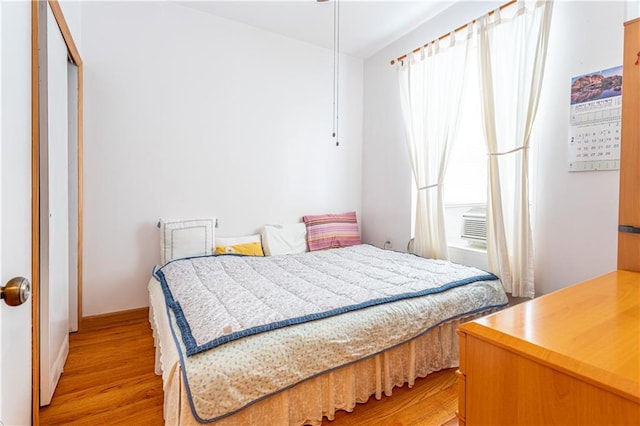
[152,261,499,357]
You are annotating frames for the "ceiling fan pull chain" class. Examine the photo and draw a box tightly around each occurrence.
[335,0,340,146]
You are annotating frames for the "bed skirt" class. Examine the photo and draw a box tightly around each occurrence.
[149,278,483,425]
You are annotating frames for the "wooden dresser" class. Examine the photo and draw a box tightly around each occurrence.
[456,271,640,425]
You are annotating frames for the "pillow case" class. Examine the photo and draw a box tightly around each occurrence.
[160,217,215,265]
[261,223,307,256]
[215,234,264,256]
[302,211,361,252]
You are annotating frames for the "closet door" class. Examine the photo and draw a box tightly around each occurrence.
[618,17,640,271]
[39,2,70,406]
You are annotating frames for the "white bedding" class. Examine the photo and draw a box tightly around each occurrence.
[149,281,491,426]
[155,244,500,355]
[151,245,507,422]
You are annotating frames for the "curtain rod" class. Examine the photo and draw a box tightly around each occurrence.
[390,0,517,66]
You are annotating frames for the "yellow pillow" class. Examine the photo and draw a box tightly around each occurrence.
[215,241,264,256]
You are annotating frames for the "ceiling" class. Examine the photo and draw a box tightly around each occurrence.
[175,1,457,59]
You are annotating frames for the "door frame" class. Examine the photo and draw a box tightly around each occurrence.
[31,0,83,421]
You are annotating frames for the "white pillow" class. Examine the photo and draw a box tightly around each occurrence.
[261,223,307,256]
[160,218,215,265]
[215,234,261,247]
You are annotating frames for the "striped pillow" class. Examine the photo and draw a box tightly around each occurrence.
[303,211,361,251]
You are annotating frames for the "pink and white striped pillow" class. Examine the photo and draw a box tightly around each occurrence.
[303,211,361,252]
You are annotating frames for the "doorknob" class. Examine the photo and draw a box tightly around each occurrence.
[1,277,31,306]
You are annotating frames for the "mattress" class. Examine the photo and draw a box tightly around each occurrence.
[149,245,508,424]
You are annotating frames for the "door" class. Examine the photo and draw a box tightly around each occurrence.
[39,2,70,406]
[618,18,640,271]
[0,1,35,424]
[34,0,83,413]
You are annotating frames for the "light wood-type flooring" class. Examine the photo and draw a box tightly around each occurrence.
[39,310,164,425]
[325,369,458,426]
[39,308,460,425]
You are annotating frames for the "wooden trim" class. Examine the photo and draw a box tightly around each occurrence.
[31,2,41,424]
[625,17,640,27]
[81,308,151,331]
[47,1,82,66]
[77,64,84,325]
[390,0,516,65]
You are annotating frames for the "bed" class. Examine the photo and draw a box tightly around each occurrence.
[148,242,508,425]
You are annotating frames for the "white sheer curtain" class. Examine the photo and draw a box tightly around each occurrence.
[476,1,553,297]
[397,31,471,260]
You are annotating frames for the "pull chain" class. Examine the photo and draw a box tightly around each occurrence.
[332,0,340,146]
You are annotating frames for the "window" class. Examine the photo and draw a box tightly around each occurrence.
[444,51,487,207]
[443,47,488,253]
[408,46,488,250]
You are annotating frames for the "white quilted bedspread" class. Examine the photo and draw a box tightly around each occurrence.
[153,244,508,422]
[156,244,499,356]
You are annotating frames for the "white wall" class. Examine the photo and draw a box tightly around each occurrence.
[81,2,363,315]
[626,0,640,20]
[59,0,82,55]
[533,1,624,294]
[362,1,626,295]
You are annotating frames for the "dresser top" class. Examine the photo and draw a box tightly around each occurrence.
[459,270,640,403]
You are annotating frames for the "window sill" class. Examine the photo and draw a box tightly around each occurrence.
[448,242,487,254]
[448,243,488,270]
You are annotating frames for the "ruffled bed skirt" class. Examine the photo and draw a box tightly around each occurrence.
[150,279,484,425]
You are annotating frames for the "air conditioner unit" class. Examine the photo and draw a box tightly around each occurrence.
[460,207,487,246]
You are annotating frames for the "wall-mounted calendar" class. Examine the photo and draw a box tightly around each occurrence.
[568,65,622,172]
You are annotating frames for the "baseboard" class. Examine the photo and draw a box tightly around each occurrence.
[80,307,149,331]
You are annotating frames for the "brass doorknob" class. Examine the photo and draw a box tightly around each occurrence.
[1,277,31,306]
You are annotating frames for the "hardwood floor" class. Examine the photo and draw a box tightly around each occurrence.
[40,309,459,425]
[39,309,164,425]
[322,368,458,426]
